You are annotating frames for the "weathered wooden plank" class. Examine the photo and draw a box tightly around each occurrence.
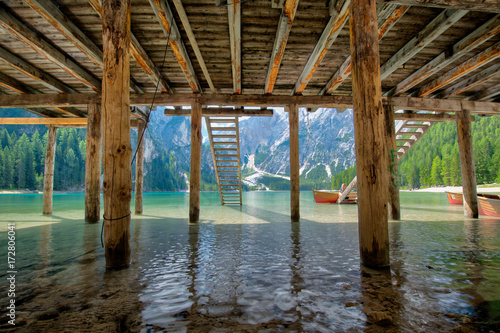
[289,103,299,221]
[171,0,215,93]
[85,103,101,223]
[164,107,273,116]
[350,0,389,268]
[265,0,299,94]
[102,0,132,268]
[0,117,87,125]
[228,0,242,94]
[418,41,500,97]
[383,105,400,220]
[322,4,409,95]
[394,112,467,121]
[149,0,201,92]
[380,9,468,80]
[376,0,500,13]
[190,100,202,222]
[393,14,500,95]
[455,108,478,218]
[0,71,38,94]
[135,120,146,214]
[42,126,57,215]
[473,83,500,101]
[437,62,500,98]
[0,5,101,91]
[0,45,77,94]
[292,0,350,95]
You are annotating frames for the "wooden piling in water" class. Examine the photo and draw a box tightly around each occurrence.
[42,126,57,215]
[101,0,132,268]
[135,120,145,215]
[85,103,102,223]
[383,105,401,220]
[289,103,300,222]
[189,100,202,222]
[456,108,478,218]
[350,0,390,268]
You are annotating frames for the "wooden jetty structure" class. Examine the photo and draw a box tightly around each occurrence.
[0,0,499,268]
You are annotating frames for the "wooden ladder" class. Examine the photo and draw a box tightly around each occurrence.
[395,120,433,159]
[206,116,242,205]
[338,120,434,202]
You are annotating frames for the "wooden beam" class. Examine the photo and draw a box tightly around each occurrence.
[42,126,57,215]
[164,107,273,117]
[289,103,300,222]
[0,72,38,95]
[1,93,500,114]
[437,62,500,99]
[0,5,101,91]
[135,121,146,215]
[417,41,500,97]
[322,4,409,95]
[473,83,500,101]
[265,0,300,94]
[394,112,465,121]
[228,0,242,94]
[102,0,132,268]
[384,105,400,220]
[292,0,350,95]
[0,45,77,94]
[85,103,102,223]
[0,118,87,125]
[171,0,215,93]
[149,0,201,92]
[393,14,500,95]
[380,9,468,80]
[189,99,202,222]
[456,108,478,218]
[376,0,500,13]
[350,0,389,268]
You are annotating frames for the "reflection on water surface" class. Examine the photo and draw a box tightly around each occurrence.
[0,191,499,332]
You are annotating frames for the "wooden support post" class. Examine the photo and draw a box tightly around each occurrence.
[135,120,146,215]
[383,105,401,220]
[42,126,57,215]
[189,100,202,222]
[101,0,132,268]
[289,104,300,222]
[456,108,478,218]
[85,103,102,222]
[350,0,389,268]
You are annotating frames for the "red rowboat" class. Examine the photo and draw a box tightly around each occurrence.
[477,193,500,217]
[313,190,339,203]
[445,191,463,205]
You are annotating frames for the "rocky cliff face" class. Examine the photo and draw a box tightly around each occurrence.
[146,107,356,187]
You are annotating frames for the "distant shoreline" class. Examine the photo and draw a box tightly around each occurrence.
[401,185,500,193]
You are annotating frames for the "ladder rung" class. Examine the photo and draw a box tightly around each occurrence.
[212,135,237,139]
[216,154,238,158]
[208,118,237,123]
[214,147,237,151]
[211,127,236,131]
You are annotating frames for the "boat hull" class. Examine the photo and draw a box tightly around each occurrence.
[313,190,339,204]
[446,191,463,205]
[478,194,500,217]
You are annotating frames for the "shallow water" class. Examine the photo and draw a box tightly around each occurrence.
[0,191,499,332]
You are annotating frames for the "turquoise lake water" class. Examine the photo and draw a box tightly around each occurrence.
[0,191,499,332]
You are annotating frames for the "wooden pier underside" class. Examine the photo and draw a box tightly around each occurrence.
[1,0,499,268]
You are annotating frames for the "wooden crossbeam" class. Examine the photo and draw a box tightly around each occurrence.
[322,4,409,95]
[393,113,462,121]
[265,0,300,94]
[228,0,242,94]
[0,5,101,92]
[0,118,142,127]
[164,107,273,116]
[88,0,170,93]
[149,0,201,92]
[1,93,500,114]
[380,9,468,80]
[417,41,500,97]
[393,14,500,95]
[292,0,350,95]
[375,0,500,13]
[473,84,500,101]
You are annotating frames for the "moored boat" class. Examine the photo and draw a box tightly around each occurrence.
[313,190,339,203]
[445,191,463,205]
[477,193,500,217]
